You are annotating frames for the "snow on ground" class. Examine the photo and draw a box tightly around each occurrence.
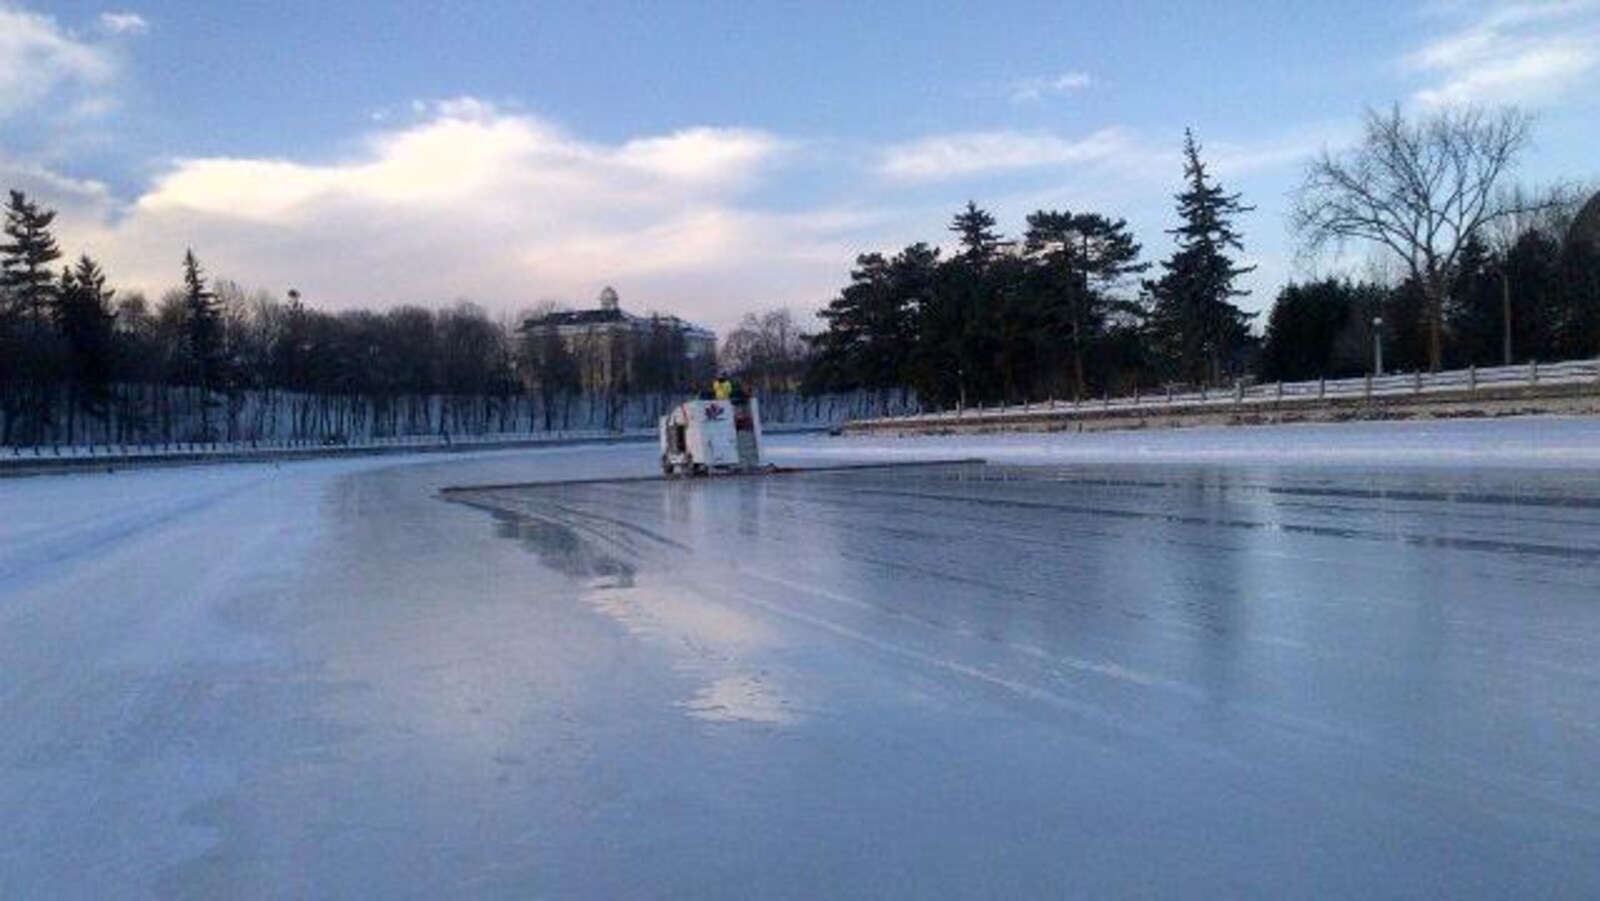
[3,419,1599,898]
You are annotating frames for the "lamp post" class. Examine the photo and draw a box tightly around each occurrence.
[1372,316,1384,376]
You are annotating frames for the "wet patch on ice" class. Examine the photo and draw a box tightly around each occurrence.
[456,493,806,727]
[678,673,796,724]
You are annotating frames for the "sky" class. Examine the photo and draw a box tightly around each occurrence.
[3,0,1597,332]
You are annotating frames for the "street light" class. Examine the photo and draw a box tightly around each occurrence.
[1372,316,1384,376]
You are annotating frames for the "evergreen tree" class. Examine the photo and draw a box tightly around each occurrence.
[940,203,1010,403]
[1,190,62,329]
[1502,229,1564,363]
[1259,279,1384,381]
[1445,234,1500,366]
[1560,238,1600,359]
[55,255,119,413]
[1024,210,1146,397]
[1146,130,1257,384]
[950,201,1004,267]
[1,190,65,443]
[180,248,225,437]
[1383,278,1432,373]
[812,249,928,392]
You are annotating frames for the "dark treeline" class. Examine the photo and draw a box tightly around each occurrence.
[804,117,1600,408]
[804,131,1258,407]
[1260,230,1600,382]
[0,186,526,444]
[0,189,821,446]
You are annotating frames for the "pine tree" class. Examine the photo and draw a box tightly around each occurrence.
[56,255,119,413]
[940,203,1010,403]
[1,190,65,442]
[950,201,1003,267]
[180,249,225,438]
[1146,130,1257,384]
[1445,234,1500,366]
[1,190,62,330]
[1024,210,1147,397]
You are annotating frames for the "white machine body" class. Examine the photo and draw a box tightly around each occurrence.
[659,397,762,475]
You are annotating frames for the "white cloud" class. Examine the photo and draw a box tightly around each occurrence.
[29,104,855,330]
[1407,1,1600,106]
[0,5,116,118]
[97,11,149,36]
[1008,71,1093,103]
[877,127,1139,182]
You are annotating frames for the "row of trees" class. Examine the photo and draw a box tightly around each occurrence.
[5,104,1596,441]
[805,105,1599,406]
[1260,228,1600,381]
[805,131,1258,406]
[0,189,741,444]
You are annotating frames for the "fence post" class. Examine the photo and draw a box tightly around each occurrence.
[1529,360,1539,384]
[1318,378,1325,399]
[1413,370,1422,394]
[1469,365,1477,392]
[1365,374,1372,400]
[1275,381,1283,401]
[1234,380,1244,404]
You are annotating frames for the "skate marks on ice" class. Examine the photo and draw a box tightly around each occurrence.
[447,462,1600,811]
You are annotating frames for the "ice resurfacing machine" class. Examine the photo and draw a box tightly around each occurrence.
[659,396,764,476]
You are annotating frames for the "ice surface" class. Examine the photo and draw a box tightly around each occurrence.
[3,419,1599,898]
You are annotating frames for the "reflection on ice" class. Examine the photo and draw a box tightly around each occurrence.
[680,674,796,724]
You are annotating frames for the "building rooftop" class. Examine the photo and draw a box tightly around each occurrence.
[520,286,714,337]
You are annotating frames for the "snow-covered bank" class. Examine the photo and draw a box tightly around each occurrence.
[782,415,1600,468]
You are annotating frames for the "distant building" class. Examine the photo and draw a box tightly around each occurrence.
[518,286,717,393]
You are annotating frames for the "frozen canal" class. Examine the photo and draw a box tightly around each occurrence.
[3,419,1600,898]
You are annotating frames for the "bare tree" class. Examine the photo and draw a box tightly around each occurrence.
[721,308,810,394]
[1292,104,1533,370]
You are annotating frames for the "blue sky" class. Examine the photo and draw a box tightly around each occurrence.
[4,1,1597,330]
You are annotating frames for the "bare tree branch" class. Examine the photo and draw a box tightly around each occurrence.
[1291,103,1532,369]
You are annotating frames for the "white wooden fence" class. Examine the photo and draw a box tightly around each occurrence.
[855,359,1600,427]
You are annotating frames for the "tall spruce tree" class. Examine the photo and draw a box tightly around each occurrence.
[2,190,62,329]
[180,248,225,437]
[56,255,118,413]
[1,190,65,442]
[1146,130,1256,384]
